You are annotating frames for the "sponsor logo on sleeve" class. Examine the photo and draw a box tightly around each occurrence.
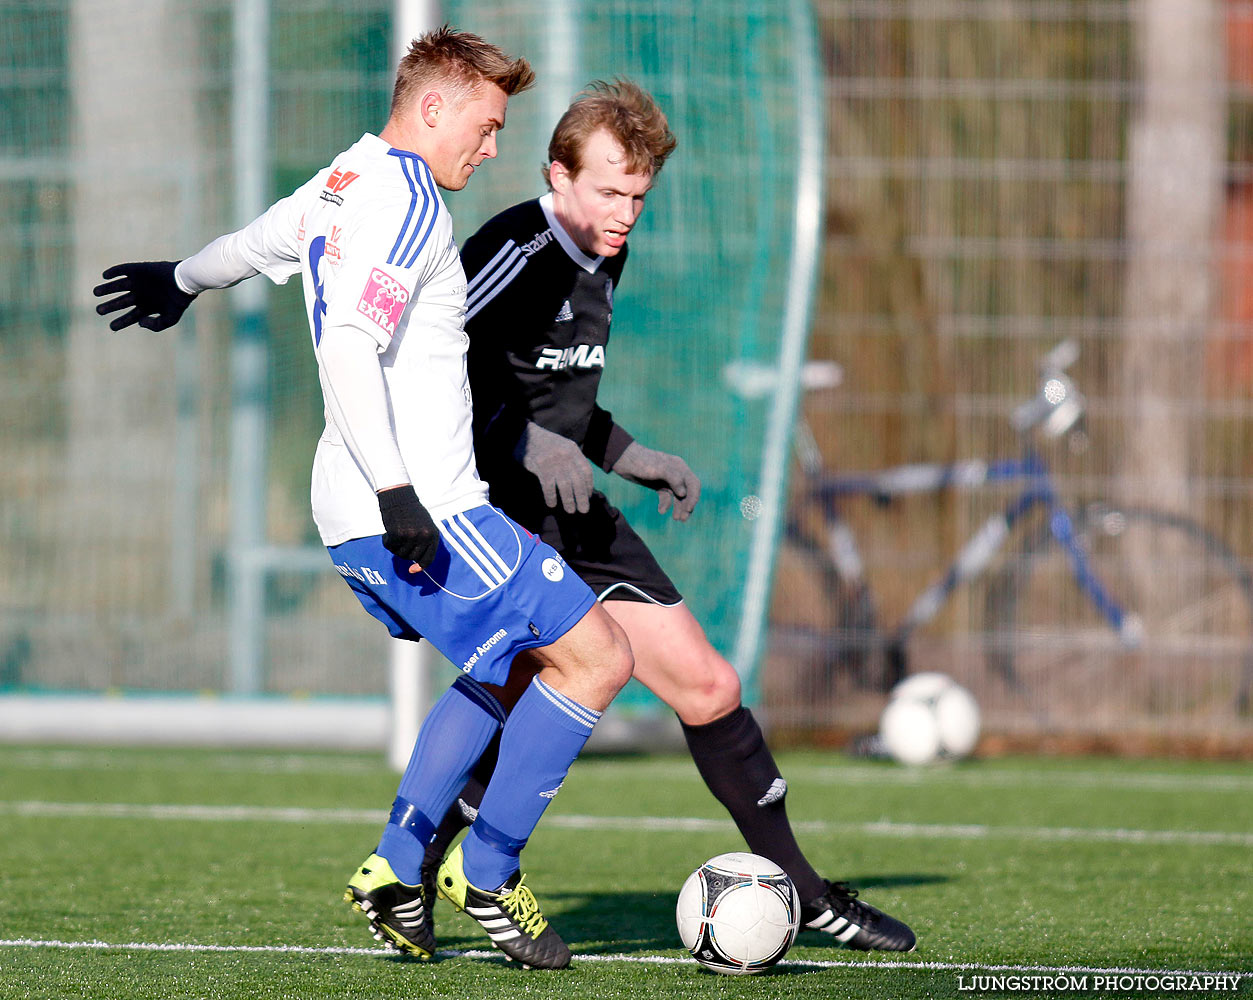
[325,226,344,262]
[320,168,359,205]
[356,269,410,336]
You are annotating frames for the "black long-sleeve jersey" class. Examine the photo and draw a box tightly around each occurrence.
[462,195,635,499]
[461,194,685,606]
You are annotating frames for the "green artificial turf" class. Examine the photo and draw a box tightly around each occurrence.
[0,746,1249,999]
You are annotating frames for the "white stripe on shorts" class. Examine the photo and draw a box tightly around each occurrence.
[454,512,514,577]
[444,517,508,585]
[437,521,501,589]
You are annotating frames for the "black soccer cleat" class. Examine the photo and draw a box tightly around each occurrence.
[801,879,917,952]
[436,844,571,969]
[343,853,436,959]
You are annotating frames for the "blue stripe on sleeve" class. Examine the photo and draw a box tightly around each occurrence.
[402,160,440,268]
[394,159,432,265]
[387,159,419,265]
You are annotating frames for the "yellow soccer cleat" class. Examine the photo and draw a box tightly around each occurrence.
[344,853,435,959]
[436,843,570,969]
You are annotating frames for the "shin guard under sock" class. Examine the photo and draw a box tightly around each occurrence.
[461,675,600,890]
[377,675,505,884]
[681,705,825,902]
[422,735,498,873]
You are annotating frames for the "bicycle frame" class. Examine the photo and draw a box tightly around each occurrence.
[761,342,1253,720]
[801,445,1137,651]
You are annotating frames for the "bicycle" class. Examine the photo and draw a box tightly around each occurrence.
[765,342,1253,731]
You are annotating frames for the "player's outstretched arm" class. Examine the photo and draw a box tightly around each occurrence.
[93,261,196,332]
[95,190,305,333]
[611,441,702,521]
[513,421,594,514]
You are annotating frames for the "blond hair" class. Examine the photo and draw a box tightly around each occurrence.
[545,79,677,188]
[391,26,534,116]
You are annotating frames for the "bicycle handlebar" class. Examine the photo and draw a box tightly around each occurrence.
[721,359,843,400]
[725,340,1085,442]
[1039,339,1079,374]
[1011,339,1086,439]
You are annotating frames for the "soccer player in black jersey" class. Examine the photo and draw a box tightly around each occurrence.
[426,80,916,953]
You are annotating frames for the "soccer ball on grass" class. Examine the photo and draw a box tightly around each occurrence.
[879,671,981,765]
[675,852,800,975]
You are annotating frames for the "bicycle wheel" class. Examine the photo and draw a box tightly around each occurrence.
[983,504,1253,729]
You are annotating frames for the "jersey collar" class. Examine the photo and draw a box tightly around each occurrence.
[361,132,431,169]
[539,192,604,274]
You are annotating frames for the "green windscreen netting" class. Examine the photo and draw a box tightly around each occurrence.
[443,1,814,680]
[0,1,817,703]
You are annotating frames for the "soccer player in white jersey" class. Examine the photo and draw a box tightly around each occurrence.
[420,80,916,953]
[93,28,634,971]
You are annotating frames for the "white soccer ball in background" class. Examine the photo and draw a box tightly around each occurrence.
[675,852,800,975]
[879,671,981,765]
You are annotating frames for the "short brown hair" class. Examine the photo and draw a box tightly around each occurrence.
[546,79,677,189]
[391,26,534,117]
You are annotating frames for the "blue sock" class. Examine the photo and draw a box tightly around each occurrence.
[461,675,601,891]
[377,674,505,884]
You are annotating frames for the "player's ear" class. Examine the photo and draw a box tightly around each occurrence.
[549,159,572,192]
[420,91,443,128]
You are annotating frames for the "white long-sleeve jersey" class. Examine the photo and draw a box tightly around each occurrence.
[178,133,489,546]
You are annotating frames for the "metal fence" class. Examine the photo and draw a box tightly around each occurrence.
[4,1,1251,752]
[0,1,816,736]
[766,0,1253,751]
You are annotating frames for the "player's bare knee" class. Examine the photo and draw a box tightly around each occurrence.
[556,608,633,702]
[601,621,635,693]
[708,663,742,716]
[674,657,741,725]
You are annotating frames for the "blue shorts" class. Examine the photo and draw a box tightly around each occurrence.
[328,504,597,686]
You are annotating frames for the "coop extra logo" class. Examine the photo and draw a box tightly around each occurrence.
[356,269,410,336]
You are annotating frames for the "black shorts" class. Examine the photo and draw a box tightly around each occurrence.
[495,487,684,606]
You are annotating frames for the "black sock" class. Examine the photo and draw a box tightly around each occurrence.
[422,734,499,872]
[680,705,826,903]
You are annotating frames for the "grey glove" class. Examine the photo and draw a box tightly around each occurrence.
[513,421,593,514]
[611,441,701,521]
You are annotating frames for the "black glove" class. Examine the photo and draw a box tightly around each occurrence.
[612,441,701,521]
[513,421,593,514]
[93,261,196,332]
[378,485,441,568]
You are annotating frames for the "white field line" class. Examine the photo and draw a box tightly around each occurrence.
[3,800,1252,847]
[587,761,1253,795]
[555,815,1253,848]
[0,937,1247,981]
[5,748,1252,794]
[0,749,383,776]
